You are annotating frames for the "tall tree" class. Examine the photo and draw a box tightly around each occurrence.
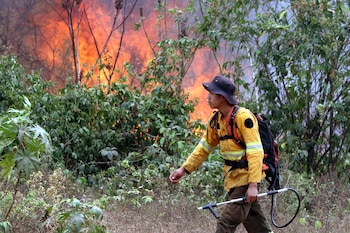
[45,0,138,86]
[187,0,350,175]
[254,0,350,174]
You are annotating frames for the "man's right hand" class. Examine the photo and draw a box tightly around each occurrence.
[169,167,186,184]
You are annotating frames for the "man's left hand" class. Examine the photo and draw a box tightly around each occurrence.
[245,183,258,203]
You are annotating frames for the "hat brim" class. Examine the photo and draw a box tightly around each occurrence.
[202,82,237,105]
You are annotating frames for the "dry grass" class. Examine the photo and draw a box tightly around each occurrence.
[102,197,350,233]
[101,172,350,233]
[3,171,349,233]
[102,200,216,233]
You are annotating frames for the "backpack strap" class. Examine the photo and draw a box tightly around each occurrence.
[210,111,220,129]
[221,106,249,173]
[218,106,246,148]
[224,159,248,172]
[267,140,280,190]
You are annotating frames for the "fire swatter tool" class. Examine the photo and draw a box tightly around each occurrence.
[198,188,300,228]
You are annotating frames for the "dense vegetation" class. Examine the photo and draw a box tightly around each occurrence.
[0,0,349,232]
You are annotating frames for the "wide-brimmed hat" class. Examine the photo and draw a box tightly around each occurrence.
[202,75,238,105]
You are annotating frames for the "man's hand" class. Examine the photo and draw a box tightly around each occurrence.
[245,182,259,203]
[169,167,186,184]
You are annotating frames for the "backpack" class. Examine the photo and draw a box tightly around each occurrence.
[211,106,280,191]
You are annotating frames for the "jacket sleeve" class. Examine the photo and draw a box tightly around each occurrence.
[182,114,220,173]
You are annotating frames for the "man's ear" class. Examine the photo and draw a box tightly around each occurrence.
[220,95,227,102]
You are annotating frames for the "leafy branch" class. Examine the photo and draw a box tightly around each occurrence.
[0,96,52,222]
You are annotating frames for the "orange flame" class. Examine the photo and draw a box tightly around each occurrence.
[34,0,219,121]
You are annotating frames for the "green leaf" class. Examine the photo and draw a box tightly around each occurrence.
[14,151,40,175]
[69,198,82,207]
[279,9,288,20]
[68,212,85,230]
[24,137,46,155]
[0,221,12,233]
[23,96,32,110]
[159,137,165,146]
[142,195,153,204]
[177,141,184,149]
[315,220,322,229]
[0,137,15,154]
[77,177,87,185]
[0,124,17,143]
[0,153,15,180]
[90,206,103,219]
[100,147,119,161]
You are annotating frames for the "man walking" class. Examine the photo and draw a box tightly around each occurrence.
[169,75,272,233]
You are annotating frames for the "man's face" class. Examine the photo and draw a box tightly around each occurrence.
[207,92,224,109]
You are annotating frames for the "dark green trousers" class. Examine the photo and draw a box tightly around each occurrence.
[216,185,272,233]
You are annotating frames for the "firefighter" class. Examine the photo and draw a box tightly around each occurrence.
[169,75,272,233]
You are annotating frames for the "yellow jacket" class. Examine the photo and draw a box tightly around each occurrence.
[182,106,265,192]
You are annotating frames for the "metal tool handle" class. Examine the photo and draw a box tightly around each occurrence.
[198,188,290,219]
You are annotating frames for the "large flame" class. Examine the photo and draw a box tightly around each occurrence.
[15,0,221,121]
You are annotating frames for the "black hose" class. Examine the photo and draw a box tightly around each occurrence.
[270,188,301,228]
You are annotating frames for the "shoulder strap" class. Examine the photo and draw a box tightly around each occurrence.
[229,106,246,148]
[210,111,220,129]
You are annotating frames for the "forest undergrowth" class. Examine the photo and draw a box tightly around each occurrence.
[1,168,349,233]
[101,173,350,233]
